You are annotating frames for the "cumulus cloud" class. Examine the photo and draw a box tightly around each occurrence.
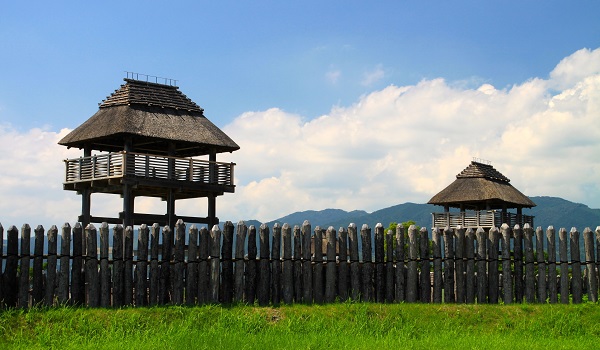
[1,48,599,227]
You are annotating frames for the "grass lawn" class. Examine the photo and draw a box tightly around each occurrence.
[1,302,599,350]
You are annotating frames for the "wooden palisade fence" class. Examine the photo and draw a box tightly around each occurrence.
[1,220,600,308]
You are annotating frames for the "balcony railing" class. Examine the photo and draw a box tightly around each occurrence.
[64,151,235,187]
[432,211,534,229]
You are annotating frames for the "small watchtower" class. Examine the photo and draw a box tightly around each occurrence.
[428,159,536,229]
[59,73,240,228]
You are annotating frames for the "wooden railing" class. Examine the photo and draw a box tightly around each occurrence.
[64,152,235,187]
[432,211,534,228]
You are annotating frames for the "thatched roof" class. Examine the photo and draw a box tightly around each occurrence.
[428,161,536,210]
[58,79,240,157]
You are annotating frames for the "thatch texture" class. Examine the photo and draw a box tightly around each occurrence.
[428,162,536,209]
[59,79,239,156]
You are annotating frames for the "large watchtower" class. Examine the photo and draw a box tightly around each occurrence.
[59,74,239,228]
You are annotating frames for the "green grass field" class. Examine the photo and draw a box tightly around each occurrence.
[1,302,599,350]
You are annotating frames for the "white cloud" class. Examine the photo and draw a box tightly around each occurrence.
[1,48,599,227]
[325,69,341,84]
[361,64,385,86]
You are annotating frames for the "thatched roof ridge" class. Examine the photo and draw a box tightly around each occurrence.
[427,161,536,209]
[58,79,239,156]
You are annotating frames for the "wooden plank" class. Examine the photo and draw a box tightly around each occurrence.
[71,223,84,305]
[546,226,558,304]
[313,226,324,304]
[58,223,71,305]
[198,226,210,304]
[524,224,535,303]
[395,224,405,302]
[282,223,294,304]
[234,221,247,302]
[293,225,302,302]
[136,224,149,306]
[360,224,373,302]
[33,225,45,305]
[374,223,385,303]
[513,225,524,303]
[501,224,512,304]
[112,224,125,308]
[221,221,234,304]
[476,227,487,304]
[535,226,546,303]
[420,227,431,303]
[271,223,282,305]
[124,226,134,305]
[186,225,199,305]
[149,223,160,305]
[159,225,172,304]
[385,229,394,303]
[99,223,111,307]
[559,227,569,304]
[210,225,222,303]
[349,223,360,301]
[432,227,442,303]
[85,224,99,307]
[465,228,475,304]
[338,227,349,302]
[18,224,31,308]
[257,224,270,306]
[325,226,337,303]
[5,226,19,307]
[45,225,58,307]
[455,226,466,304]
[172,221,186,305]
[570,227,582,303]
[487,227,499,304]
[245,225,257,304]
[406,225,418,303]
[301,220,312,303]
[443,227,455,303]
[583,227,597,302]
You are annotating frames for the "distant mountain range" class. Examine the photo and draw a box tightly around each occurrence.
[238,196,600,232]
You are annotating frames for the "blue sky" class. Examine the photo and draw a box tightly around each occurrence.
[1,1,599,226]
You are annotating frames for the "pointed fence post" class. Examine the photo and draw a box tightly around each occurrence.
[33,225,45,305]
[420,227,431,303]
[443,226,455,303]
[271,223,282,305]
[501,224,512,304]
[198,226,210,304]
[313,226,324,304]
[71,223,84,305]
[301,220,313,303]
[186,225,199,305]
[524,224,535,303]
[282,223,294,304]
[432,227,443,303]
[374,223,385,303]
[19,224,31,308]
[583,227,598,302]
[149,223,160,305]
[349,223,360,301]
[5,226,19,307]
[245,225,257,304]
[0,224,3,307]
[159,225,173,305]
[99,223,111,307]
[513,225,523,303]
[570,227,582,303]
[234,221,247,302]
[325,226,337,303]
[172,221,186,305]
[395,224,405,302]
[360,224,373,302]
[465,228,476,304]
[406,225,418,303]
[546,226,558,304]
[596,227,600,302]
[338,227,349,302]
[258,224,270,306]
[385,229,394,303]
[45,225,58,307]
[137,224,149,306]
[535,226,546,303]
[293,225,303,302]
[221,221,234,304]
[559,228,569,304]
[455,226,466,304]
[85,224,99,307]
[476,227,488,304]
[210,225,222,303]
[58,223,71,305]
[124,226,134,306]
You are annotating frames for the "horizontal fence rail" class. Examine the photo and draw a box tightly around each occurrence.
[0,221,599,308]
[432,211,534,229]
[64,152,234,186]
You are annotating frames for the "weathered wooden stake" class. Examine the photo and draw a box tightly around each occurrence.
[501,224,512,304]
[172,221,186,305]
[349,223,360,301]
[513,225,524,303]
[85,224,99,307]
[313,226,324,304]
[596,227,600,302]
[210,225,222,303]
[476,227,487,304]
[45,225,58,307]
[158,225,172,305]
[559,227,569,304]
[149,223,160,305]
[293,225,302,302]
[124,226,134,305]
[420,227,431,303]
[487,227,499,304]
[338,227,349,302]
[443,226,455,303]
[570,227,582,303]
[455,226,466,304]
[535,226,546,303]
[271,223,282,305]
[0,224,3,307]
[583,227,598,302]
[198,226,210,304]
[546,226,558,304]
[221,221,234,304]
[136,224,149,306]
[234,221,247,302]
[395,224,405,302]
[325,226,337,303]
[465,228,475,304]
[258,224,270,306]
[71,223,84,305]
[361,224,373,302]
[5,226,19,307]
[282,223,294,304]
[385,229,394,303]
[58,223,71,305]
[301,220,313,303]
[432,227,442,303]
[98,223,110,307]
[524,224,535,303]
[186,225,199,305]
[406,225,418,303]
[33,225,44,305]
[374,223,385,303]
[18,224,31,308]
[245,225,257,304]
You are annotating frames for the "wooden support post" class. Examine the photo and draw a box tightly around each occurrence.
[432,227,443,303]
[325,226,337,303]
[85,224,99,307]
[349,223,360,301]
[282,223,294,304]
[71,223,84,305]
[158,225,172,305]
[210,225,221,303]
[100,223,111,307]
[583,227,598,302]
[406,225,418,302]
[198,226,210,304]
[124,226,134,305]
[455,226,466,303]
[385,229,394,303]
[395,224,405,302]
[476,227,488,304]
[271,223,282,305]
[186,225,199,305]
[465,228,475,304]
[501,224,512,304]
[313,226,324,304]
[374,223,385,303]
[546,226,558,303]
[570,227,582,303]
[258,224,270,306]
[524,224,535,303]
[559,228,569,304]
[360,224,373,302]
[301,220,312,303]
[535,226,546,303]
[58,223,71,305]
[234,221,248,302]
[19,224,31,308]
[4,226,18,307]
[293,225,302,302]
[172,220,186,305]
[245,225,257,304]
[443,227,455,303]
[513,225,524,303]
[420,227,431,303]
[136,224,149,306]
[45,225,58,307]
[222,221,234,304]
[338,227,349,302]
[149,224,160,306]
[33,225,45,305]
